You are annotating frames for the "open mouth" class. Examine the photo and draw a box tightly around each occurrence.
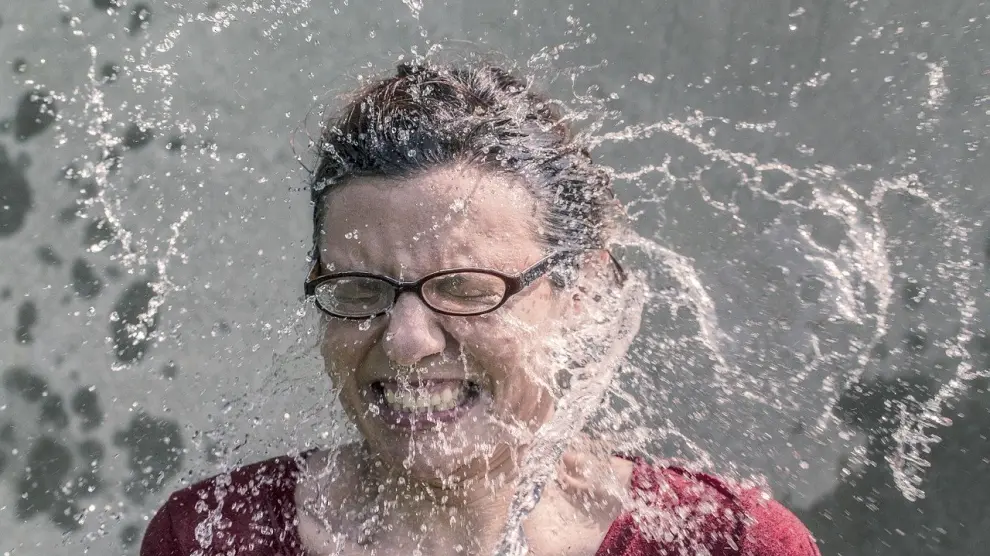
[369,379,483,427]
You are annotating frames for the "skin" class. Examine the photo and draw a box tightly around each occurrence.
[296,165,636,555]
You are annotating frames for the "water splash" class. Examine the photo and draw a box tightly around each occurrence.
[492,270,647,556]
[402,0,424,20]
[4,1,984,553]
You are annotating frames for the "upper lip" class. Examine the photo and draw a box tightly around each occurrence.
[360,355,484,389]
[363,375,478,387]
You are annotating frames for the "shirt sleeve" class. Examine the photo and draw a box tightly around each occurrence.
[140,500,185,556]
[738,492,821,556]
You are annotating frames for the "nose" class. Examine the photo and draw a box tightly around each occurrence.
[381,292,446,366]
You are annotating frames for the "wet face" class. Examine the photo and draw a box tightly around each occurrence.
[317,166,577,484]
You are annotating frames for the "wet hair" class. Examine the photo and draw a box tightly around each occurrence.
[309,61,620,259]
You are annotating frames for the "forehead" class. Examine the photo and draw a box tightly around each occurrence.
[319,166,544,273]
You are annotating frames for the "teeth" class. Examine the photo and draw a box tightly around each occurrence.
[382,386,465,413]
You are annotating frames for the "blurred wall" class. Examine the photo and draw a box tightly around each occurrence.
[0,0,987,554]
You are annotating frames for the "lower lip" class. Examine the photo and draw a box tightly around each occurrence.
[368,385,483,430]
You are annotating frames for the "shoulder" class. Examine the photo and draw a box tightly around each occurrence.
[140,453,305,556]
[733,486,821,556]
[627,462,820,556]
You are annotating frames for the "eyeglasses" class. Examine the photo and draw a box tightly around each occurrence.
[304,249,625,319]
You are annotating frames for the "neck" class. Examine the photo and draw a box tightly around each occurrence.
[359,444,528,552]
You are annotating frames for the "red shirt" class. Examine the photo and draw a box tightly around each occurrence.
[141,454,820,556]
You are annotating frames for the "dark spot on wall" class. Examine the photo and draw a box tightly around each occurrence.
[71,387,104,431]
[14,89,58,142]
[36,245,63,266]
[92,0,123,12]
[0,144,32,237]
[162,360,178,379]
[111,279,159,363]
[984,227,990,262]
[901,280,927,309]
[165,136,185,153]
[3,366,49,402]
[0,423,15,444]
[1,287,11,300]
[871,339,890,360]
[799,373,990,555]
[84,218,115,250]
[126,4,152,35]
[12,58,27,74]
[0,423,14,473]
[74,439,104,496]
[16,436,79,531]
[70,258,103,299]
[78,439,104,463]
[835,372,935,455]
[904,329,929,352]
[76,179,99,200]
[120,523,142,548]
[114,412,184,502]
[105,264,123,280]
[16,300,37,344]
[40,394,69,430]
[123,122,155,150]
[100,62,120,84]
[797,274,825,303]
[57,205,81,224]
[977,332,990,356]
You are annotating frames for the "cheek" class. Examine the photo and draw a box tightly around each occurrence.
[488,289,570,364]
[320,321,379,380]
[446,309,563,385]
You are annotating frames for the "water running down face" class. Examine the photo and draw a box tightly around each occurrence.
[318,165,585,483]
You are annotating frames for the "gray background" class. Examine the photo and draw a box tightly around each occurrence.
[1,0,988,554]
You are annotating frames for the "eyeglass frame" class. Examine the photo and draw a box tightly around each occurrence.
[303,248,626,319]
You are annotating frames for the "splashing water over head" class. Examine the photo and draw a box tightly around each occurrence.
[297,62,649,554]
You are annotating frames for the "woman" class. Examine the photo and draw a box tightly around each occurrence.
[141,62,820,556]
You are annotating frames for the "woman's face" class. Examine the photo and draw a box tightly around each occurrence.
[318,166,578,483]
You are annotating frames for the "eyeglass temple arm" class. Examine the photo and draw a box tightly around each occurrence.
[606,250,628,284]
[518,251,572,287]
[519,249,626,287]
[304,256,321,296]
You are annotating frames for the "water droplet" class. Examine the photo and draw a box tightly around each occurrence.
[155,38,173,53]
[402,0,424,19]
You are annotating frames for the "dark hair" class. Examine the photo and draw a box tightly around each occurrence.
[309,61,619,258]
